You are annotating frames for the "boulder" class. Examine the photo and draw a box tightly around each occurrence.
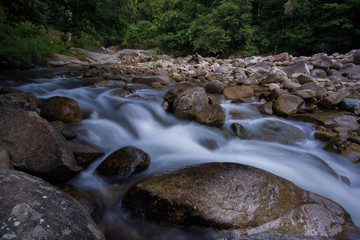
[173,87,209,119]
[339,65,360,77]
[214,65,230,74]
[39,96,82,123]
[93,80,127,88]
[231,120,306,144]
[196,104,225,127]
[293,82,327,99]
[257,101,273,115]
[320,87,350,109]
[330,61,343,70]
[50,121,77,140]
[341,143,360,163]
[132,75,170,85]
[0,95,40,113]
[0,169,104,240]
[310,57,333,71]
[273,52,290,62]
[311,69,327,78]
[223,86,254,101]
[259,68,288,84]
[273,94,304,117]
[0,150,10,170]
[123,162,354,238]
[353,49,360,65]
[291,73,314,84]
[67,141,104,168]
[294,89,316,100]
[283,61,310,76]
[0,107,81,182]
[314,131,338,142]
[337,98,360,113]
[6,91,41,106]
[204,80,224,94]
[96,146,150,183]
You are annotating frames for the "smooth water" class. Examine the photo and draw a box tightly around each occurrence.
[1,69,360,239]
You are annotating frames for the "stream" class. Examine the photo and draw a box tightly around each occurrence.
[1,68,360,239]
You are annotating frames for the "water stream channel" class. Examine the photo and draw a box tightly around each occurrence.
[1,68,360,239]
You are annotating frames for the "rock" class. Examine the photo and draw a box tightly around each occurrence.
[327,69,338,76]
[93,80,127,88]
[231,120,306,144]
[6,91,41,106]
[290,112,359,131]
[132,75,170,85]
[311,69,327,78]
[353,49,360,65]
[123,162,354,238]
[257,101,273,115]
[341,143,360,163]
[39,96,82,123]
[314,131,338,142]
[0,169,104,240]
[173,87,209,119]
[96,146,150,183]
[282,80,301,90]
[223,86,254,101]
[339,65,360,77]
[323,132,348,152]
[83,68,102,78]
[214,65,230,74]
[355,105,360,115]
[269,88,287,101]
[118,49,154,63]
[291,73,314,84]
[0,108,81,182]
[293,82,327,99]
[67,141,104,168]
[172,72,185,82]
[310,57,333,71]
[283,61,310,76]
[320,87,350,109]
[273,52,290,62]
[238,77,258,85]
[259,68,288,84]
[294,89,316,100]
[204,80,224,94]
[50,121,77,140]
[196,104,225,127]
[337,98,360,113]
[0,94,40,113]
[273,94,304,117]
[0,150,10,170]
[331,61,343,70]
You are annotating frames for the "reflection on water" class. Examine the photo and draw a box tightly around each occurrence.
[1,69,360,239]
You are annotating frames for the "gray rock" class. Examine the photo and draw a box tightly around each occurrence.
[0,107,81,182]
[196,104,225,127]
[283,61,310,76]
[132,75,169,85]
[173,87,209,119]
[353,49,360,65]
[223,86,254,101]
[311,69,327,78]
[273,94,304,117]
[330,61,343,70]
[339,64,360,77]
[310,56,333,71]
[214,66,230,74]
[291,73,314,84]
[0,150,10,170]
[93,80,127,88]
[0,95,40,114]
[0,169,104,240]
[204,80,224,94]
[327,69,338,76]
[294,89,316,99]
[294,82,327,99]
[320,87,350,109]
[337,98,360,113]
[123,162,354,238]
[67,141,104,168]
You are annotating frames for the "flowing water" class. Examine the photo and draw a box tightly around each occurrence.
[1,68,360,239]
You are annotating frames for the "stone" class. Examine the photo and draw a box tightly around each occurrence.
[231,120,306,144]
[257,101,273,115]
[118,49,154,63]
[282,80,301,90]
[132,75,170,85]
[314,131,338,142]
[260,68,288,84]
[294,89,316,99]
[6,91,41,106]
[294,82,327,99]
[204,80,224,94]
[273,52,290,62]
[291,73,314,84]
[123,162,354,238]
[0,107,81,182]
[0,94,40,114]
[96,146,150,183]
[83,68,102,78]
[39,96,82,123]
[67,141,104,168]
[93,80,127,88]
[310,57,333,71]
[353,49,360,65]
[223,86,254,101]
[173,87,209,119]
[331,61,343,70]
[0,169,104,240]
[283,61,310,76]
[196,104,225,127]
[337,98,360,113]
[320,87,350,109]
[0,150,10,170]
[339,65,360,77]
[50,121,77,140]
[273,94,304,117]
[311,69,327,78]
[341,143,360,163]
[214,65,230,74]
[172,72,185,82]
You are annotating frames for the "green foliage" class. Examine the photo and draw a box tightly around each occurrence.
[122,21,157,49]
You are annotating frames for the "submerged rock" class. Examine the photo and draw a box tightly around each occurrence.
[123,162,354,238]
[0,169,104,240]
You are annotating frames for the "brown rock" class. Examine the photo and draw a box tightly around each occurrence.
[283,61,310,76]
[173,87,209,119]
[294,89,316,99]
[67,141,104,168]
[273,52,290,62]
[204,80,224,94]
[310,57,333,71]
[341,143,360,163]
[123,162,354,238]
[320,88,350,109]
[0,150,10,170]
[196,104,225,127]
[314,131,338,142]
[294,82,327,99]
[39,96,82,123]
[257,101,273,115]
[223,86,254,101]
[273,94,304,117]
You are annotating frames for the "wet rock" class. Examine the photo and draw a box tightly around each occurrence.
[173,87,209,119]
[341,143,360,163]
[337,98,360,113]
[0,150,10,170]
[273,94,304,117]
[6,91,41,106]
[231,120,306,144]
[50,121,77,140]
[223,86,254,101]
[204,80,224,94]
[39,96,82,123]
[0,169,104,240]
[0,94,40,113]
[196,104,225,127]
[323,131,348,152]
[310,57,333,71]
[353,49,360,65]
[123,162,354,238]
[320,87,350,109]
[283,61,310,76]
[257,101,273,115]
[84,68,102,78]
[314,131,338,142]
[67,141,104,168]
[93,80,127,88]
[293,82,327,99]
[96,146,150,183]
[132,75,170,85]
[0,107,81,182]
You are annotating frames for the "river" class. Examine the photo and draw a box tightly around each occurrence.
[1,68,359,239]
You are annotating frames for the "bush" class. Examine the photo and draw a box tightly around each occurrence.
[122,21,157,49]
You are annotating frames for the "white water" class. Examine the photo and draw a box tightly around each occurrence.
[2,69,360,237]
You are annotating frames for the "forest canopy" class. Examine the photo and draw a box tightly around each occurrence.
[1,0,360,65]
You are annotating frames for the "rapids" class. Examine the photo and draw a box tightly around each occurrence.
[1,68,360,239]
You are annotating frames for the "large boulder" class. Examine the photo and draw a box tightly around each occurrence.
[96,146,150,183]
[39,96,82,123]
[204,80,224,94]
[283,61,310,76]
[310,57,333,71]
[123,162,354,238]
[223,86,254,101]
[0,107,81,182]
[173,87,209,119]
[273,94,304,117]
[231,120,306,144]
[0,169,104,240]
[196,104,225,127]
[320,87,350,109]
[0,94,40,114]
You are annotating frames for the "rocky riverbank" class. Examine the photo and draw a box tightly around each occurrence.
[0,48,359,239]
